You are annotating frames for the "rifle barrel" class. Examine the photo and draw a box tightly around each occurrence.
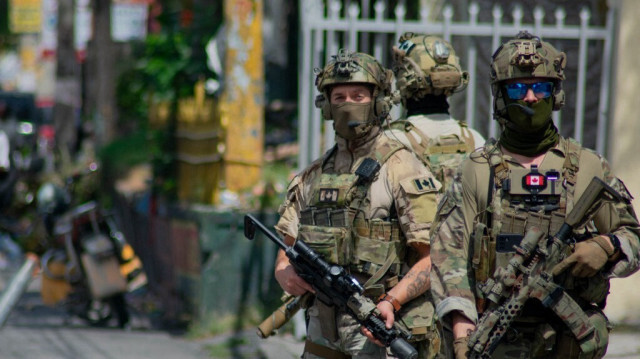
[244,214,288,250]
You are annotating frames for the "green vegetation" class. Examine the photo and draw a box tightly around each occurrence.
[112,3,223,197]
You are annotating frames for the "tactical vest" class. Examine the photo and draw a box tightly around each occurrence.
[471,138,610,357]
[298,140,440,350]
[388,119,475,189]
[298,140,406,293]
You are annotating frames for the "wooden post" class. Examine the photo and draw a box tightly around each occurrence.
[219,0,264,194]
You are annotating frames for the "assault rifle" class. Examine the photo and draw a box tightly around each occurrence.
[468,177,622,359]
[244,214,418,359]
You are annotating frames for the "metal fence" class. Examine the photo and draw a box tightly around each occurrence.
[297,0,618,169]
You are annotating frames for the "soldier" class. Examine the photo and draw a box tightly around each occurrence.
[274,49,442,358]
[429,31,640,359]
[386,33,485,359]
[386,33,484,190]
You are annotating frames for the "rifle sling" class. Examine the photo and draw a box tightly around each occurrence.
[363,250,397,290]
[304,339,352,359]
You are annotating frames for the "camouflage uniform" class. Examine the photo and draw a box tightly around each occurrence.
[385,33,485,359]
[430,32,640,359]
[275,50,442,359]
[430,139,640,358]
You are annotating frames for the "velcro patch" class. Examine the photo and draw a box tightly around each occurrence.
[398,39,416,54]
[413,177,436,192]
[318,188,339,203]
[400,175,441,195]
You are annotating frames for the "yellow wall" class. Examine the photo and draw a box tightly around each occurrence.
[605,0,640,324]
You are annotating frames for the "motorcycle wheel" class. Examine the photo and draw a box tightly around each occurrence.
[83,294,130,328]
[84,299,112,326]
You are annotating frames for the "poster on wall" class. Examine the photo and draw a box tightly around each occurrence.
[111,1,149,42]
[9,0,42,34]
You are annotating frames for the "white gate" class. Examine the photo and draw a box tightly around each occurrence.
[297,0,618,169]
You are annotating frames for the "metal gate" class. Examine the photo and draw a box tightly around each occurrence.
[297,0,618,169]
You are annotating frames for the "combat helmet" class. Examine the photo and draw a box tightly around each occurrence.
[314,49,393,123]
[490,31,567,122]
[392,32,469,102]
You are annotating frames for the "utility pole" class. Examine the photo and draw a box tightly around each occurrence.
[53,0,81,156]
[220,0,264,192]
[86,0,120,145]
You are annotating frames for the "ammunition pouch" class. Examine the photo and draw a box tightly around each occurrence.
[298,224,350,265]
[352,218,404,276]
[471,222,494,311]
[298,216,405,278]
[395,292,439,343]
[301,207,353,228]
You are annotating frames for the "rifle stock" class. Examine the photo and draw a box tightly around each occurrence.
[257,292,311,339]
[244,214,418,359]
[469,177,621,358]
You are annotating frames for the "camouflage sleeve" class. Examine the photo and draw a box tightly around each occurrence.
[385,149,441,247]
[429,162,480,325]
[576,149,640,278]
[605,176,640,278]
[274,175,302,239]
[590,157,640,278]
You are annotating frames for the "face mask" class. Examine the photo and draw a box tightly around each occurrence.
[500,97,558,156]
[331,102,374,140]
[505,97,553,132]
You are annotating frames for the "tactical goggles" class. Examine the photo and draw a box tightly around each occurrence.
[505,82,554,100]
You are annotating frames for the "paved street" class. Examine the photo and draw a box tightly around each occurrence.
[0,264,304,359]
[0,266,638,359]
[603,331,640,359]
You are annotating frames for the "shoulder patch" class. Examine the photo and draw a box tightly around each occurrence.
[400,175,442,195]
[398,39,417,54]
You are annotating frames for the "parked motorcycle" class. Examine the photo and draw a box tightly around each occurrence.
[0,119,47,267]
[37,163,146,328]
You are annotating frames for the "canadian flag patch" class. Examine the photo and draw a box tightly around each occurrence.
[524,173,546,187]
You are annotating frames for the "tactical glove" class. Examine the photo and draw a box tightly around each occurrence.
[552,236,611,277]
[453,336,470,359]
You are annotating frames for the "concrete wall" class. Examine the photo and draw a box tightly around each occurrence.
[605,0,640,325]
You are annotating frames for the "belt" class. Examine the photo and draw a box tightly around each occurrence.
[304,339,352,359]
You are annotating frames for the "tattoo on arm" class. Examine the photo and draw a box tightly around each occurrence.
[404,267,430,300]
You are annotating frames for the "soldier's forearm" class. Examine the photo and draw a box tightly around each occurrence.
[452,311,475,339]
[388,245,430,305]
